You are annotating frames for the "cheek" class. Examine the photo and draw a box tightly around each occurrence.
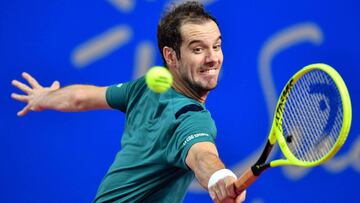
[181,55,201,70]
[218,51,224,63]
[190,55,206,67]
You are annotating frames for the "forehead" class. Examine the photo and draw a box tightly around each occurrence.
[180,20,221,45]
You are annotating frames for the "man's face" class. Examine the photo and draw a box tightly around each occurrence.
[174,20,223,93]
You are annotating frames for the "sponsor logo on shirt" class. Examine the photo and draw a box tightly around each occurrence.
[182,133,210,147]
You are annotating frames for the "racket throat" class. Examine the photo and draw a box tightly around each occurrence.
[252,163,271,176]
[252,140,273,176]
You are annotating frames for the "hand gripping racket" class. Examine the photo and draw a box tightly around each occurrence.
[235,63,352,194]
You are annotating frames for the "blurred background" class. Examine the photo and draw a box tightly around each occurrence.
[1,0,359,202]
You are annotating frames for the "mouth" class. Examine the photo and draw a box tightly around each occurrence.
[199,68,218,74]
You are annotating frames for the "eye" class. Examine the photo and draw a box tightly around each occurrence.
[193,47,204,54]
[213,44,222,51]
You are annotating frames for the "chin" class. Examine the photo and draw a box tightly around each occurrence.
[202,82,218,91]
[193,78,219,92]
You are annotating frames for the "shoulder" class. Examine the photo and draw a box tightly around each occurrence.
[106,76,147,111]
[174,102,217,138]
[167,90,207,118]
[108,76,146,92]
[166,91,215,126]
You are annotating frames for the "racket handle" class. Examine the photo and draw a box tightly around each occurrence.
[234,168,258,194]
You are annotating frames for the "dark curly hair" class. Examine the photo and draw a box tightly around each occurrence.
[157,1,218,67]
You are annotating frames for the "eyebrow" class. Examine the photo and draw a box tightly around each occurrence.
[187,36,222,47]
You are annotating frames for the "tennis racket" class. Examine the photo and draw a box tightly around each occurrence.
[235,63,352,194]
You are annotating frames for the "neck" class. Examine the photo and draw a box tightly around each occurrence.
[172,77,208,104]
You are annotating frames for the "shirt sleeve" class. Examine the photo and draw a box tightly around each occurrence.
[105,77,146,112]
[165,110,217,170]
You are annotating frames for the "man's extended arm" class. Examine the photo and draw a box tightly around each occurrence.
[186,142,246,203]
[11,72,111,116]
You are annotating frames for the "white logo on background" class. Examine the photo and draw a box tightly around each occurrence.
[70,0,216,78]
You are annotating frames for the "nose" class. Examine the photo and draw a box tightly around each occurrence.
[205,50,219,67]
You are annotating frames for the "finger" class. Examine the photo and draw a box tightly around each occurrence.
[214,184,225,203]
[11,80,32,93]
[221,197,235,203]
[210,185,221,203]
[17,105,31,117]
[209,189,218,203]
[50,80,60,90]
[218,179,228,200]
[22,72,42,88]
[225,181,236,198]
[11,93,29,103]
[235,190,246,203]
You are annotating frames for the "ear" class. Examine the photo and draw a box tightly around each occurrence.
[162,46,177,67]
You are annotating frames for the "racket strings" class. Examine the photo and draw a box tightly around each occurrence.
[282,69,343,162]
[287,92,313,160]
[286,77,321,161]
[289,84,325,161]
[298,75,334,160]
[301,73,341,160]
[308,74,342,152]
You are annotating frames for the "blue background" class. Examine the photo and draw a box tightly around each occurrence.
[1,0,359,202]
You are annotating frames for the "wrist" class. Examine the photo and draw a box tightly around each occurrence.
[208,169,237,189]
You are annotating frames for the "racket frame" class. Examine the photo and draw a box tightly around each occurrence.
[271,63,352,168]
[235,63,352,194]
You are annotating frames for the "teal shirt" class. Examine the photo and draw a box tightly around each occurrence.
[94,77,217,203]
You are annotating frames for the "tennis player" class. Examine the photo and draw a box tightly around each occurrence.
[11,1,246,203]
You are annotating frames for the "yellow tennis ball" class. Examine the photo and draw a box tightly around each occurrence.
[145,66,173,93]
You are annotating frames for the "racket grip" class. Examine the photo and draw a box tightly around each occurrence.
[234,168,258,194]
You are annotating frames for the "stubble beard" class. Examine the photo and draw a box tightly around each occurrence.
[184,73,219,94]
